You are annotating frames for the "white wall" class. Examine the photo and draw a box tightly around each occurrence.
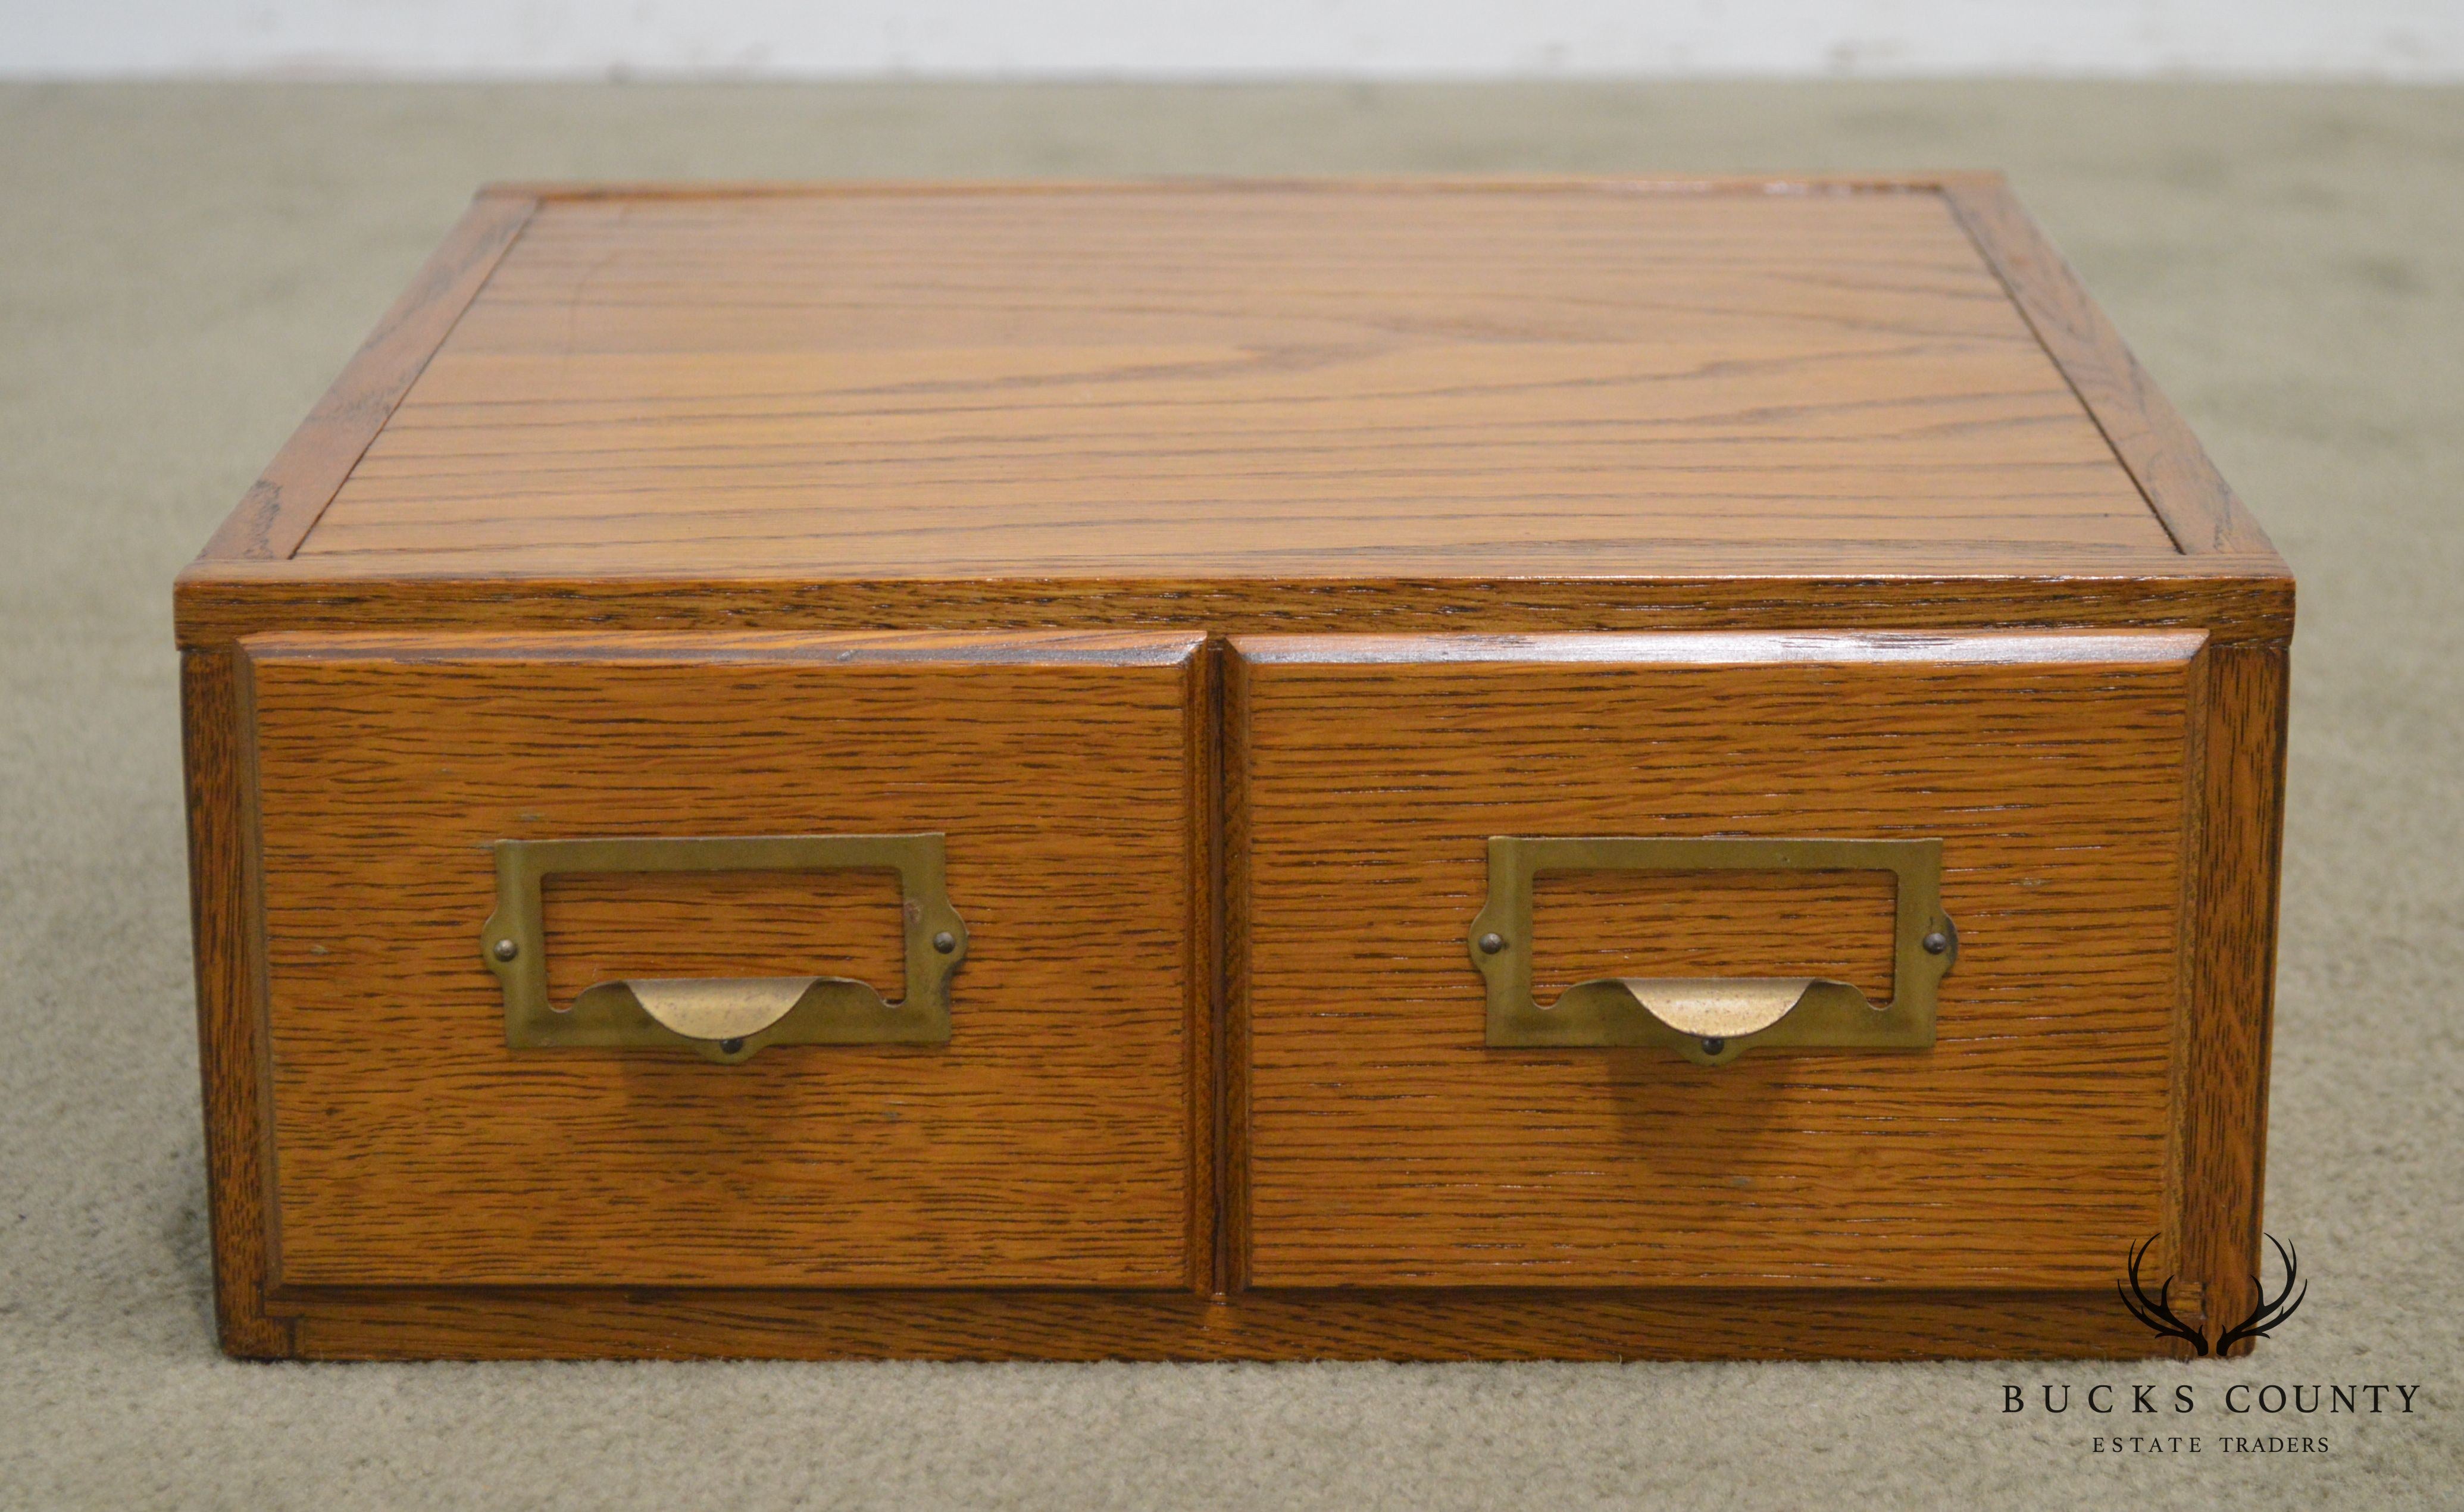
[5,0,2460,79]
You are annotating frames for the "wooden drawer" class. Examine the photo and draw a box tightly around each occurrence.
[1231,631,2204,1289]
[239,630,1208,1289]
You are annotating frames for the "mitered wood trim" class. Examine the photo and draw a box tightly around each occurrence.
[2178,643,2291,1354]
[174,571,2297,651]
[1943,176,2282,561]
[195,191,536,562]
[480,174,1986,204]
[180,650,293,1358]
[274,1285,2175,1362]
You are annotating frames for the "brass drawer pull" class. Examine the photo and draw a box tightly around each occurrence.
[482,834,965,1065]
[1471,837,1954,1066]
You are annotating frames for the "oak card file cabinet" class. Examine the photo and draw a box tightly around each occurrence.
[177,178,2293,1361]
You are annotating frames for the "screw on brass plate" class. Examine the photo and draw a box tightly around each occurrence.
[492,938,520,962]
[933,931,958,954]
[1477,932,1506,954]
[1702,1037,1726,1057]
[720,1038,745,1054]
[1922,931,1952,955]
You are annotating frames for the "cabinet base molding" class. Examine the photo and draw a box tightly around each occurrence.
[259,1288,2187,1363]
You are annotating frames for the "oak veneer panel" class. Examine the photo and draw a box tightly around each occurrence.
[1233,631,2200,1289]
[296,186,2174,577]
[243,630,1203,1289]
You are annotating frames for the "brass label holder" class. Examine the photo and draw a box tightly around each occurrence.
[483,834,964,1065]
[1471,837,1955,1067]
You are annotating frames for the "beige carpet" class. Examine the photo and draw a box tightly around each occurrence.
[2,81,2459,1509]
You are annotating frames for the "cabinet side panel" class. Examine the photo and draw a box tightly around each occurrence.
[180,650,292,1357]
[2180,643,2291,1350]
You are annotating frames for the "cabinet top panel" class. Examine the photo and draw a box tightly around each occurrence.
[200,179,2284,587]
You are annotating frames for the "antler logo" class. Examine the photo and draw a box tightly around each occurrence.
[2116,1234,2307,1356]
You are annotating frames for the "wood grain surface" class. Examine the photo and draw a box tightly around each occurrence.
[1231,631,2200,1288]
[243,630,1205,1289]
[180,650,293,1357]
[2176,644,2292,1349]
[174,569,2294,653]
[292,184,2172,578]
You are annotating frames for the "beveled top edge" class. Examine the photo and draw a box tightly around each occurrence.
[1230,629,2207,667]
[173,565,2294,652]
[241,627,1208,668]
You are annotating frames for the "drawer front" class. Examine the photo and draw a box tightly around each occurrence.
[245,631,1205,1289]
[1232,631,2203,1289]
